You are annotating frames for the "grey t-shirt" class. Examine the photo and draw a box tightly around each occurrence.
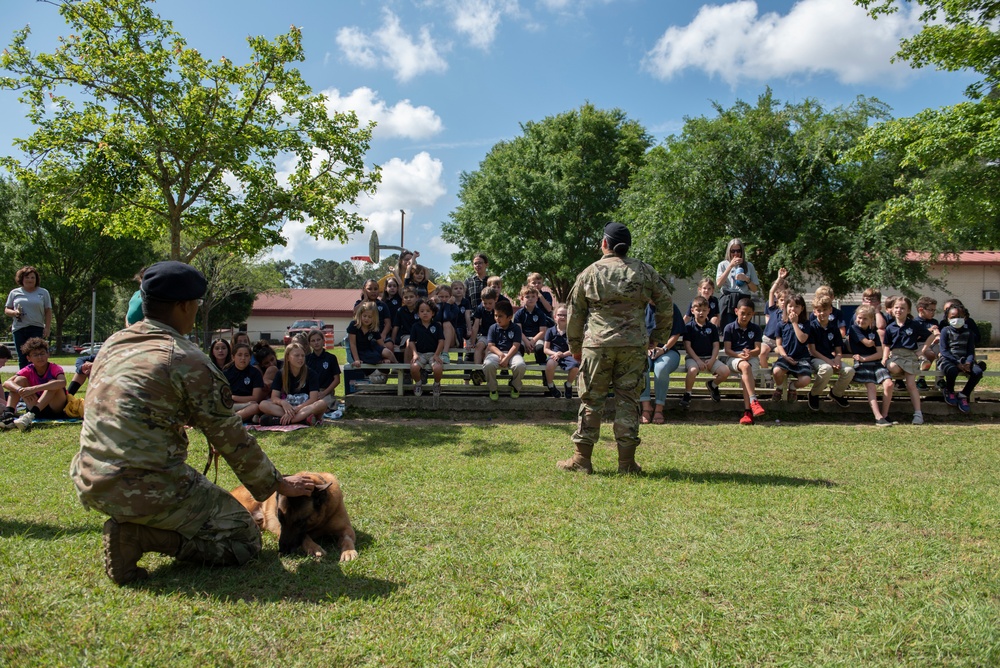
[5,286,51,331]
[715,259,759,295]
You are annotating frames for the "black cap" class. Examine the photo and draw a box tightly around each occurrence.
[604,222,631,250]
[141,261,207,301]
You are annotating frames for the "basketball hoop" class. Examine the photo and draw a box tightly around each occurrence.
[349,255,373,274]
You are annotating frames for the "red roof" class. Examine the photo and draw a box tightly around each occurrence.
[905,251,1000,265]
[251,289,360,318]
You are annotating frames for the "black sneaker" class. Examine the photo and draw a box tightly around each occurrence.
[259,415,281,426]
[679,393,691,408]
[875,417,893,427]
[548,384,561,398]
[915,377,929,391]
[895,379,906,391]
[705,380,721,402]
[808,393,820,411]
[829,390,849,408]
[975,360,988,372]
[563,382,573,399]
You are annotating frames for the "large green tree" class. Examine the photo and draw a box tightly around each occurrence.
[619,90,932,294]
[0,0,380,261]
[442,104,652,300]
[850,0,1000,251]
[0,178,154,348]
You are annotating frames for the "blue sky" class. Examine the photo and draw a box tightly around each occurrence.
[0,0,977,276]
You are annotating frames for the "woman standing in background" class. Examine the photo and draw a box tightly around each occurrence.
[4,266,52,369]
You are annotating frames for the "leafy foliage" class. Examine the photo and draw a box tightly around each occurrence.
[442,104,652,301]
[0,0,380,261]
[619,90,941,294]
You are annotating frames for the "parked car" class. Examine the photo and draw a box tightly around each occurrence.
[283,320,335,346]
[62,343,77,354]
[74,342,103,355]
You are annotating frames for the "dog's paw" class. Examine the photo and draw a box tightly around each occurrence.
[339,549,358,563]
[309,546,327,558]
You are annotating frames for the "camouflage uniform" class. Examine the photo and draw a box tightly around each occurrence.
[70,319,283,566]
[564,254,672,472]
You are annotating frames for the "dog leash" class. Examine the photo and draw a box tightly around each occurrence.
[203,446,220,484]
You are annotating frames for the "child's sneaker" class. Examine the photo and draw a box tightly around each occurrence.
[750,399,766,417]
[787,388,798,403]
[895,379,906,391]
[875,417,893,427]
[13,411,34,432]
[829,390,849,408]
[943,391,958,406]
[472,369,485,385]
[259,415,281,426]
[548,384,562,398]
[679,392,692,408]
[706,380,721,402]
[807,393,820,411]
[563,382,573,399]
[489,390,499,401]
[958,394,971,413]
[771,387,783,402]
[739,410,754,425]
[305,414,318,426]
[915,377,929,391]
[413,382,423,397]
[432,382,441,397]
[509,382,519,399]
[912,411,924,425]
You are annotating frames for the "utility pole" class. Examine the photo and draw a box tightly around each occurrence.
[400,209,405,249]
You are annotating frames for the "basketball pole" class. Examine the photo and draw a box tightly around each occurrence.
[400,209,405,249]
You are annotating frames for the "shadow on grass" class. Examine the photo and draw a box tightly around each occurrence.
[596,468,837,487]
[0,518,94,539]
[320,423,522,458]
[135,530,400,603]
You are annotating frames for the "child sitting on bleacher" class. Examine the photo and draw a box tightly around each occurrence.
[807,294,854,410]
[849,305,894,427]
[348,301,397,368]
[405,263,435,298]
[432,284,458,360]
[451,281,473,363]
[469,287,499,384]
[760,270,788,372]
[722,297,765,424]
[682,296,729,405]
[771,293,812,403]
[514,285,552,364]
[810,286,847,339]
[683,278,720,328]
[2,337,68,431]
[883,296,932,425]
[484,299,525,400]
[392,287,419,362]
[913,296,940,390]
[527,272,554,315]
[938,302,984,414]
[408,298,445,397]
[544,306,579,399]
[486,275,511,304]
[382,276,402,324]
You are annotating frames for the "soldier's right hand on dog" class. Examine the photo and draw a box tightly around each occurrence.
[277,474,316,497]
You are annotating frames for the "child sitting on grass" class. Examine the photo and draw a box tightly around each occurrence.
[224,343,265,423]
[484,299,525,400]
[2,337,67,432]
[305,328,341,411]
[258,343,327,426]
[408,299,445,397]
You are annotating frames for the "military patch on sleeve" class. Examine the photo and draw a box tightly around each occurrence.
[220,385,234,409]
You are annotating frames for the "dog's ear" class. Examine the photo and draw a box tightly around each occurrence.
[315,481,333,492]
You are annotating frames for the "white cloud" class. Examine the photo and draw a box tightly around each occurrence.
[336,9,448,82]
[322,87,443,140]
[643,0,921,86]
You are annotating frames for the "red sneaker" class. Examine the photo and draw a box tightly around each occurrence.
[750,399,766,417]
[739,411,754,425]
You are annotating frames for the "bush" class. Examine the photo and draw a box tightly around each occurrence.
[976,320,992,345]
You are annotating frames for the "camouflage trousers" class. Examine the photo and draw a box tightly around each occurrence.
[111,471,261,567]
[572,346,647,450]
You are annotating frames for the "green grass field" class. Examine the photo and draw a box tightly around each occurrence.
[3,419,1000,666]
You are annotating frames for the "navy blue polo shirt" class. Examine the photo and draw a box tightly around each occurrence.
[808,319,844,358]
[545,326,569,353]
[723,320,763,353]
[347,321,380,354]
[410,320,444,354]
[779,321,811,360]
[384,294,402,323]
[513,305,552,338]
[884,319,931,351]
[394,306,418,337]
[272,367,320,396]
[912,315,939,340]
[473,304,496,335]
[686,296,720,321]
[763,304,784,338]
[305,350,341,389]
[487,322,522,353]
[224,364,264,398]
[354,298,391,330]
[808,307,846,331]
[684,320,719,358]
[848,324,881,357]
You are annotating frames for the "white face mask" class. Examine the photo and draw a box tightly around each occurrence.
[949,317,965,329]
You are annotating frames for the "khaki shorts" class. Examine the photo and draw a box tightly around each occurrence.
[414,352,439,369]
[887,348,920,376]
[685,357,728,375]
[727,355,760,375]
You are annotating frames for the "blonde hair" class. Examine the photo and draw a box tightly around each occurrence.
[353,301,379,332]
[527,272,544,284]
[814,285,834,299]
[811,295,833,310]
[280,342,309,396]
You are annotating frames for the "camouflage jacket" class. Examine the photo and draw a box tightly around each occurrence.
[566,254,673,353]
[70,319,282,518]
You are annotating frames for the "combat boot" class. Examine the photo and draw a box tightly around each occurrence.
[617,445,643,475]
[556,443,594,474]
[103,518,183,585]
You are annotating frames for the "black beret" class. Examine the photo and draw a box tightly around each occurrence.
[604,222,631,250]
[141,261,207,301]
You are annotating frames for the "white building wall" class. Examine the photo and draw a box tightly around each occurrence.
[243,316,354,346]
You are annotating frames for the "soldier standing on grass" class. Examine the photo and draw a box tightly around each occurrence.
[70,261,316,585]
[557,222,673,475]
